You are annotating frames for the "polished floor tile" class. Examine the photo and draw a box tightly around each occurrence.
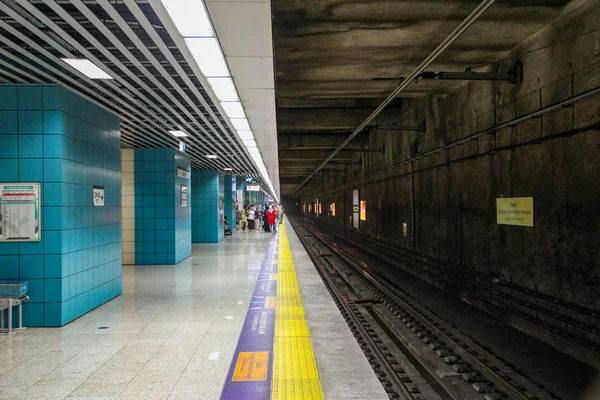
[0,231,271,399]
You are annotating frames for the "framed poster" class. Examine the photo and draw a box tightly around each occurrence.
[0,183,41,242]
[181,185,188,207]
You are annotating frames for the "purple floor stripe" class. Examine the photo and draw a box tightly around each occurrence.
[220,233,279,400]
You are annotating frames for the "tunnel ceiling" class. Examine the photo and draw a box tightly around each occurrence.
[272,0,575,196]
[0,0,264,185]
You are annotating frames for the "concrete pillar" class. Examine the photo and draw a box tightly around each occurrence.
[133,148,192,265]
[0,84,122,327]
[191,170,225,243]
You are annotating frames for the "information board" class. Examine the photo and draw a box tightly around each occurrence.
[496,197,534,227]
[93,186,105,206]
[0,183,41,242]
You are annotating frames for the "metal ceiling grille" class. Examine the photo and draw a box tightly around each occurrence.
[0,0,261,183]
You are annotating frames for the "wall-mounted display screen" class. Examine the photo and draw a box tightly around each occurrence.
[0,183,41,242]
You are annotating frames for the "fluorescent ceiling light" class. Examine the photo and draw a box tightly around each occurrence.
[231,118,250,131]
[207,77,238,101]
[237,130,254,140]
[61,58,112,79]
[206,154,218,159]
[224,168,233,171]
[220,102,246,119]
[169,130,188,137]
[185,38,229,77]
[161,0,213,37]
[243,139,257,148]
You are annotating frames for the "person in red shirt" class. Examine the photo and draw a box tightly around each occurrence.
[266,204,278,233]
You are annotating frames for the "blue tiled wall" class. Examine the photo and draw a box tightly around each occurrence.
[133,148,191,265]
[0,84,122,327]
[191,170,224,243]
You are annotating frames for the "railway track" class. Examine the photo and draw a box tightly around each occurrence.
[290,217,563,400]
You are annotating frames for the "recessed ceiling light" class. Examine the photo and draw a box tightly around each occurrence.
[231,118,250,131]
[169,130,188,137]
[207,77,238,101]
[224,168,233,171]
[185,38,229,77]
[161,0,213,37]
[220,101,245,119]
[206,155,218,159]
[61,58,112,80]
[237,130,254,140]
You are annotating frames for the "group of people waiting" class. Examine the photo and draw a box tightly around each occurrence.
[237,204,283,233]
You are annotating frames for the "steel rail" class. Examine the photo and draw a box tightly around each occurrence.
[292,224,419,400]
[290,0,496,197]
[297,219,544,400]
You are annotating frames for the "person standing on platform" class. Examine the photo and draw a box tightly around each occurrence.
[263,204,269,232]
[248,205,256,230]
[278,205,285,225]
[267,205,278,233]
[240,207,248,231]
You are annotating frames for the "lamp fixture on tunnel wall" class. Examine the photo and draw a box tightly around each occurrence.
[360,201,366,222]
[332,203,336,217]
[61,58,113,80]
[374,63,523,85]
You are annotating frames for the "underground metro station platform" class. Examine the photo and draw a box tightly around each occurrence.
[0,1,599,399]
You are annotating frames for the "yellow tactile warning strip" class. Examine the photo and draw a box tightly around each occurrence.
[272,224,325,400]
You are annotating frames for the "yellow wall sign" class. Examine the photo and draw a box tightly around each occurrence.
[232,352,269,381]
[496,197,534,227]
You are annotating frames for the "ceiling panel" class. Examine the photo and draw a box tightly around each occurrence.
[0,0,273,191]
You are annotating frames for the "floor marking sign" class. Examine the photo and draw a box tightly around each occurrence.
[232,352,269,381]
[220,232,279,400]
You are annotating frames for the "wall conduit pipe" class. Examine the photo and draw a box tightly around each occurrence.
[290,0,497,196]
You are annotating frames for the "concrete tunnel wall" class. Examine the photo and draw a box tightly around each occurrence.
[296,1,600,366]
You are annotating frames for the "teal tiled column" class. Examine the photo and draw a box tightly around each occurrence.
[133,148,192,265]
[0,84,122,327]
[191,170,225,243]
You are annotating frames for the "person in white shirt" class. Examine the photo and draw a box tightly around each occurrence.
[247,205,256,230]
